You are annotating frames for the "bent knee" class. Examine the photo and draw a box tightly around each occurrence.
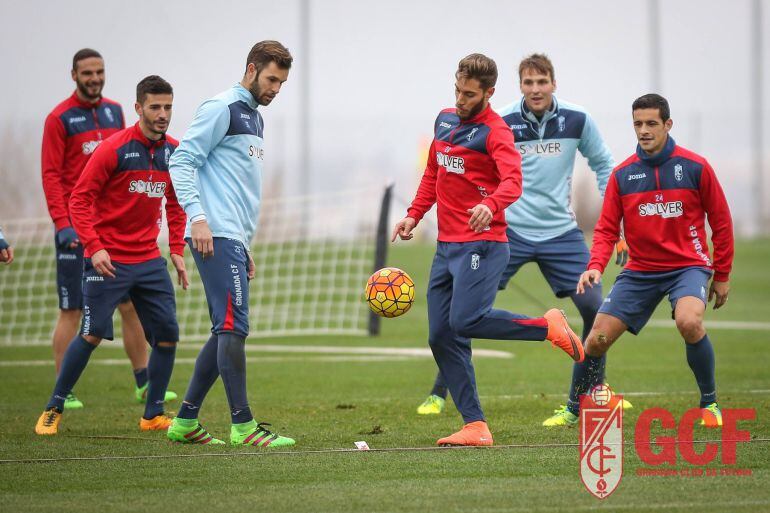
[585,331,612,357]
[677,317,705,342]
[82,334,102,346]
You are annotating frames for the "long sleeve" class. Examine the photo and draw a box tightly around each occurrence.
[406,140,439,224]
[588,172,623,273]
[578,113,615,197]
[700,162,734,281]
[41,114,70,230]
[68,144,116,255]
[165,181,188,257]
[482,124,522,214]
[169,99,230,222]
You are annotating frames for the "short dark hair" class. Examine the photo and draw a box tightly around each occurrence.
[245,40,293,75]
[72,48,102,71]
[456,53,498,90]
[136,75,173,104]
[518,53,555,82]
[632,93,670,121]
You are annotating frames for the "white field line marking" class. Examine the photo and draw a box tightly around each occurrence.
[1,438,768,465]
[647,319,770,330]
[0,355,415,367]
[479,389,770,400]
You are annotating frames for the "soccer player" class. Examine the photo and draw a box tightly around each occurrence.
[41,49,176,409]
[35,75,188,435]
[0,226,12,264]
[576,93,733,426]
[393,53,584,447]
[416,53,632,423]
[167,41,295,447]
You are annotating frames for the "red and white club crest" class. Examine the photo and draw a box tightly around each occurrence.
[580,384,624,499]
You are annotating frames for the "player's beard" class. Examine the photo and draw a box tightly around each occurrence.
[247,77,275,106]
[76,78,103,102]
[461,99,486,121]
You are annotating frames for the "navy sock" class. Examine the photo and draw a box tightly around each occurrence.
[143,344,176,419]
[567,353,606,414]
[178,334,219,420]
[686,334,717,407]
[217,333,253,424]
[134,367,148,389]
[430,371,448,399]
[46,335,97,411]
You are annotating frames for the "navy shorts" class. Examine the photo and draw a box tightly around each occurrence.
[189,238,250,337]
[598,266,712,335]
[81,257,179,344]
[55,235,85,310]
[498,227,591,297]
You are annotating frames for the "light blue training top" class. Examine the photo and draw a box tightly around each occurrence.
[169,83,265,247]
[497,96,615,242]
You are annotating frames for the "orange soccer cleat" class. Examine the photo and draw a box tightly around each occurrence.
[544,309,584,362]
[436,420,494,447]
[139,414,173,431]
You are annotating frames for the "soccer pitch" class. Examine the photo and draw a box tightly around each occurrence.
[1,240,768,513]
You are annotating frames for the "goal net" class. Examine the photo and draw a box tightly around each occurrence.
[0,186,391,346]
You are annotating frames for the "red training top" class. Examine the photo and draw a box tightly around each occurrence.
[69,123,186,263]
[41,92,125,230]
[589,137,733,281]
[406,105,523,242]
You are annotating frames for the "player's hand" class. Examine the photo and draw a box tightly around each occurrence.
[247,251,255,280]
[91,249,116,278]
[615,238,629,266]
[467,204,493,233]
[170,253,189,290]
[55,227,80,250]
[576,269,602,295]
[191,219,214,258]
[391,217,417,242]
[708,280,730,310]
[0,244,13,265]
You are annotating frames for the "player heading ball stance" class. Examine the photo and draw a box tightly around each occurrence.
[35,76,188,435]
[168,41,295,447]
[393,54,584,447]
[575,94,734,427]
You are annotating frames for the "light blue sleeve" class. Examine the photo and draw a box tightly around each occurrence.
[578,113,615,197]
[169,99,230,220]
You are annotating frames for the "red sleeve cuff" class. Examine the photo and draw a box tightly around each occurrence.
[588,262,605,274]
[481,197,498,215]
[713,271,729,282]
[406,208,423,224]
[170,244,186,257]
[85,239,104,255]
[54,218,71,231]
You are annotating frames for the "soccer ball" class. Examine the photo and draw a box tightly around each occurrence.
[365,267,415,318]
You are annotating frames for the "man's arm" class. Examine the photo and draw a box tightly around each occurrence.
[165,181,188,257]
[68,143,117,257]
[578,112,615,196]
[482,125,523,214]
[41,114,71,231]
[587,172,623,274]
[405,139,439,225]
[700,161,734,282]
[168,99,230,223]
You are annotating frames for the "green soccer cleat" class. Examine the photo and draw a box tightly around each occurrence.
[700,403,723,427]
[542,405,578,427]
[135,383,178,404]
[167,417,225,445]
[417,394,446,415]
[231,421,296,448]
[63,392,84,410]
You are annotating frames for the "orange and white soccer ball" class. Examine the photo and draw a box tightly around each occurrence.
[365,267,415,318]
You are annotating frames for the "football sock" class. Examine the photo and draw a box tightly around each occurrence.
[143,344,176,419]
[217,333,253,424]
[685,334,717,408]
[46,335,97,411]
[570,285,602,343]
[134,367,149,389]
[430,371,449,399]
[178,334,219,420]
[567,353,606,415]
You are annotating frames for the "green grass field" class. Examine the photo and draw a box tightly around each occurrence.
[1,240,769,512]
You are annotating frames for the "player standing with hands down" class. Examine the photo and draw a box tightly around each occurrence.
[575,94,733,426]
[393,53,584,447]
[41,49,176,410]
[35,75,188,435]
[168,41,296,447]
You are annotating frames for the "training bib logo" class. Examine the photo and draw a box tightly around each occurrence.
[638,201,683,218]
[129,180,167,198]
[436,152,465,174]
